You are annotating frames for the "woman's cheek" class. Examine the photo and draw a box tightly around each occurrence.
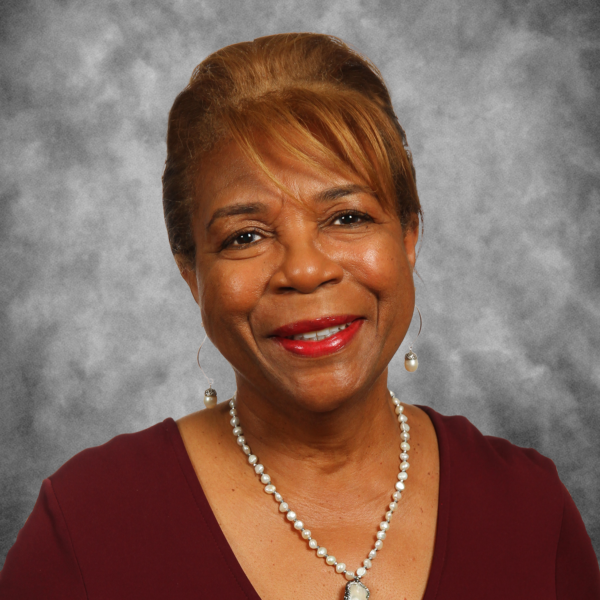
[343,235,407,297]
[200,258,266,332]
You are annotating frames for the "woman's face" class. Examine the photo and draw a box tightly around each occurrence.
[182,135,418,413]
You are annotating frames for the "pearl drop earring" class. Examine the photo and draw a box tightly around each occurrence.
[197,323,217,408]
[404,307,422,372]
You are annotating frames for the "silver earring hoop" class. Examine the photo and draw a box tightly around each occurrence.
[404,306,422,372]
[197,325,217,408]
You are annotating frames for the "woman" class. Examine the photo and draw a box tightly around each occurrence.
[1,33,598,599]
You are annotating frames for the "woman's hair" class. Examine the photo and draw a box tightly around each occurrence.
[163,33,421,269]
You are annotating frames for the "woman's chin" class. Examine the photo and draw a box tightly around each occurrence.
[235,320,394,412]
[263,361,383,415]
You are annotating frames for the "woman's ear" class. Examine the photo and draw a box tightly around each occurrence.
[403,216,420,271]
[175,255,200,305]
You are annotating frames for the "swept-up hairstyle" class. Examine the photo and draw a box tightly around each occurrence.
[163,33,421,268]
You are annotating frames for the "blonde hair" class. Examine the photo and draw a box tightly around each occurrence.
[163,33,421,268]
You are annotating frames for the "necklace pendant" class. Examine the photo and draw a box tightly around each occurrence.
[344,580,370,600]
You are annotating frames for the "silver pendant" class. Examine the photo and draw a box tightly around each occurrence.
[344,580,370,600]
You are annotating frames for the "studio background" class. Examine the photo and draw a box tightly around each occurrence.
[1,0,599,565]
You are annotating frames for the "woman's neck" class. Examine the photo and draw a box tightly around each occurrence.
[230,373,402,505]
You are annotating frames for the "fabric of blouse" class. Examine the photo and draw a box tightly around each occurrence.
[1,405,599,599]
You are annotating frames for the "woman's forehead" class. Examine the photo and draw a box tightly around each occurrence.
[198,136,372,207]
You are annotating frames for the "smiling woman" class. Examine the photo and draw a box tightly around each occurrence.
[180,129,418,400]
[1,33,598,600]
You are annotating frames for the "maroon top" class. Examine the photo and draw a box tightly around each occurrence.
[1,406,599,598]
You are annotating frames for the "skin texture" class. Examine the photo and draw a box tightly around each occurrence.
[177,137,439,600]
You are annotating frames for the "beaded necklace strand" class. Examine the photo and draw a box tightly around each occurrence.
[228,390,411,599]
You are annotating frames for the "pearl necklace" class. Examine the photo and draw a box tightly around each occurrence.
[228,390,411,600]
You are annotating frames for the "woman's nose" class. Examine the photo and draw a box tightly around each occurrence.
[269,235,344,294]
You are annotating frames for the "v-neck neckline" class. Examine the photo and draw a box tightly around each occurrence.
[164,404,450,600]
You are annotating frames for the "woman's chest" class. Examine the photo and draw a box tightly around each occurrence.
[179,405,441,600]
[216,486,439,600]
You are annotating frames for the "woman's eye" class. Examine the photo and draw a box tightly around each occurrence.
[333,212,369,226]
[230,231,261,246]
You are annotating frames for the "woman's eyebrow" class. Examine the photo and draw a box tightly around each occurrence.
[206,185,371,230]
[206,202,268,231]
[316,184,372,202]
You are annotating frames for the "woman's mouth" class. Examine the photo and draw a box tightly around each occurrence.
[288,322,352,341]
[270,316,364,358]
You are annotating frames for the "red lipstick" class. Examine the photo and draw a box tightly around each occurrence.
[271,315,364,358]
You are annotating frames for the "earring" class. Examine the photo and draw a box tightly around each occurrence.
[404,307,422,372]
[197,324,218,408]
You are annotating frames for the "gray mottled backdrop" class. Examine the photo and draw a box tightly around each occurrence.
[1,0,599,566]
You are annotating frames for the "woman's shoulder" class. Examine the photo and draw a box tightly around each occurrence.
[418,404,566,535]
[49,418,181,503]
[415,405,600,596]
[420,404,561,486]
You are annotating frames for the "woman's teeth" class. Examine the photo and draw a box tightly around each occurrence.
[290,323,351,341]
